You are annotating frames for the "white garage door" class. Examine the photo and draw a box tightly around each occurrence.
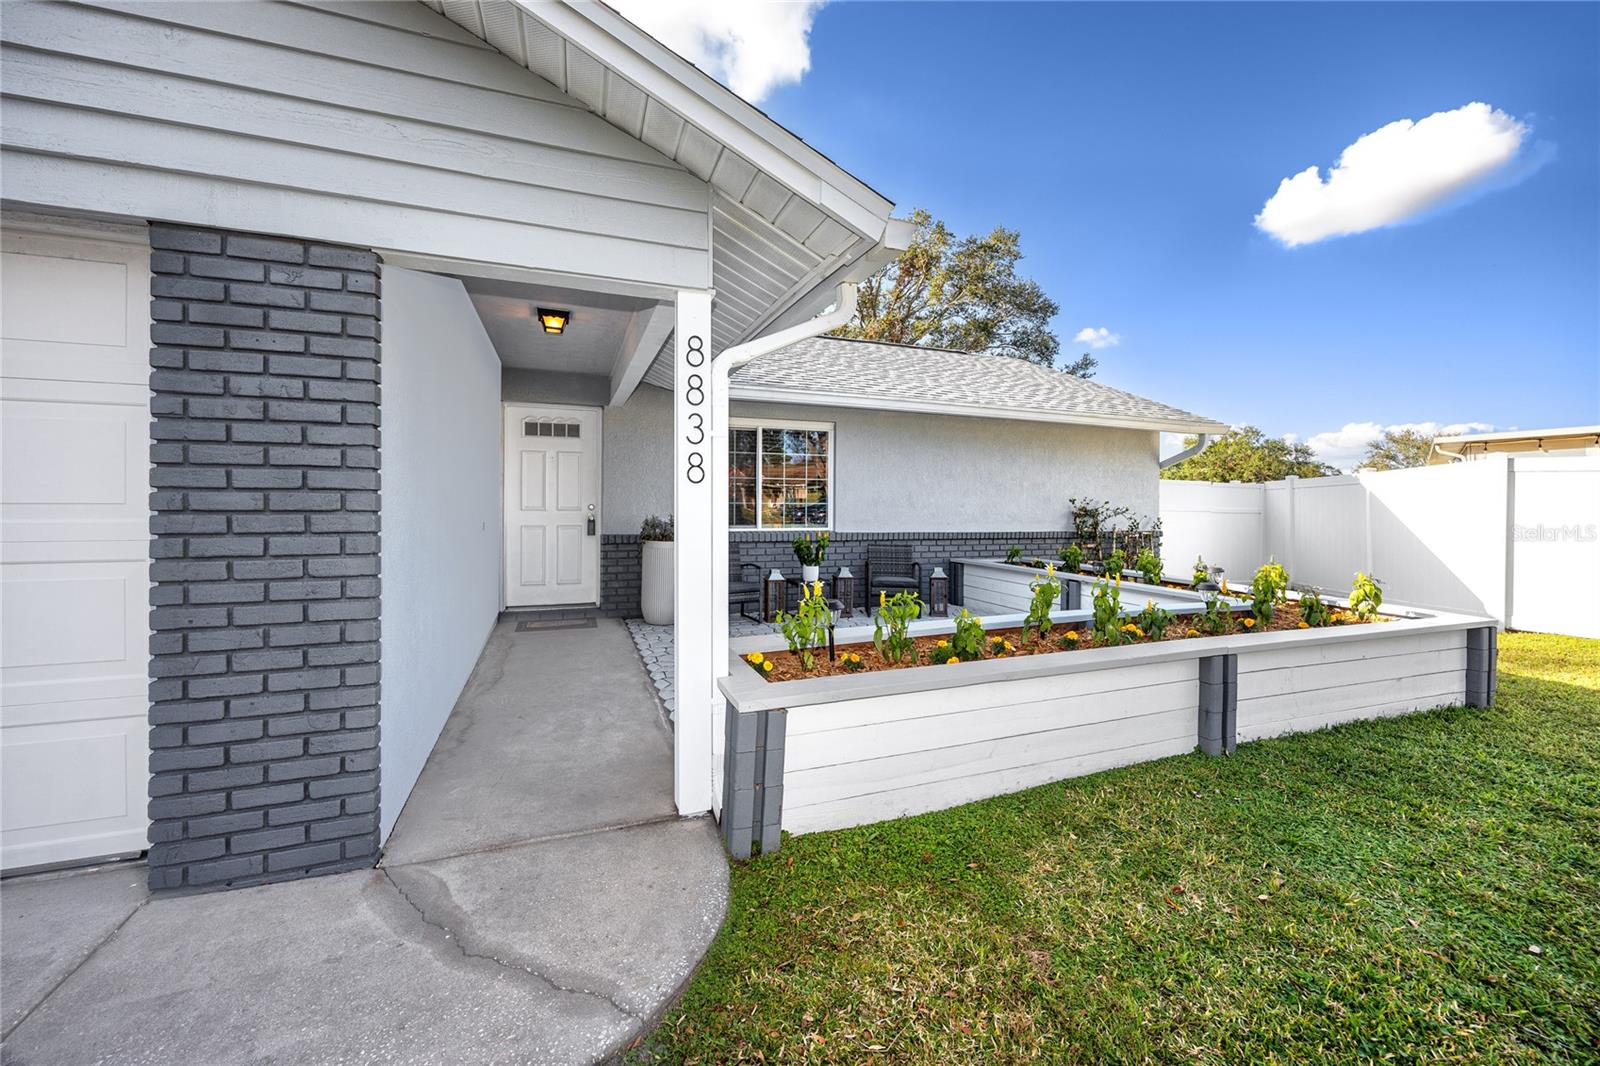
[1,222,151,870]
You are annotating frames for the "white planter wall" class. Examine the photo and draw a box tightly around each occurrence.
[723,611,1485,839]
[782,658,1199,834]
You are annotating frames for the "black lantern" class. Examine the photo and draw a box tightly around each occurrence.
[765,569,787,621]
[928,566,950,617]
[833,566,856,616]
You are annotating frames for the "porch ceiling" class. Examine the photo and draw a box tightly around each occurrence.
[423,0,902,353]
[462,276,651,373]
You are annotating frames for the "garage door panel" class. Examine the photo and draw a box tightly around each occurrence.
[1,225,150,871]
[0,717,146,868]
[0,239,148,385]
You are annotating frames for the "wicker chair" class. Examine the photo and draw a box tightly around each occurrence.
[863,543,921,609]
[729,548,763,622]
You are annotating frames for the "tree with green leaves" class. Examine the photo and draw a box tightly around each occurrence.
[1358,428,1434,470]
[833,208,1077,371]
[1161,426,1339,482]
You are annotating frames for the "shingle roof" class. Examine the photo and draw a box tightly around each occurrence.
[730,336,1229,433]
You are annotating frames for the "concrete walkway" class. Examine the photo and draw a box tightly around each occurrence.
[1,616,728,1066]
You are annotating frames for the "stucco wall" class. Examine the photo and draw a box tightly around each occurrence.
[592,385,1160,534]
[380,268,501,841]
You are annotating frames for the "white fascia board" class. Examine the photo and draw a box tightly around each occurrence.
[726,385,1234,435]
[524,1,894,238]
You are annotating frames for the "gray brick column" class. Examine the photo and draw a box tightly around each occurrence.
[147,224,381,890]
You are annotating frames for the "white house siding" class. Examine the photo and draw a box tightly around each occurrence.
[593,387,1160,535]
[0,1,711,292]
[378,268,501,840]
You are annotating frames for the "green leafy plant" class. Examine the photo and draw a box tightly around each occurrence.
[1349,572,1384,620]
[1192,555,1210,586]
[774,581,831,670]
[1135,548,1162,586]
[1197,593,1234,635]
[1090,576,1126,645]
[873,589,922,665]
[951,609,986,662]
[1023,565,1061,643]
[1005,545,1024,565]
[1134,599,1176,641]
[1059,543,1085,571]
[1250,558,1291,627]
[639,514,674,541]
[1297,586,1331,628]
[791,531,830,567]
[1105,548,1128,577]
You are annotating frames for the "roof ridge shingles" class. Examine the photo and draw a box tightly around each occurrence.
[730,336,1227,432]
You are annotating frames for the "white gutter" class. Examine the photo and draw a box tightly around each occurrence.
[709,283,859,719]
[1160,432,1215,470]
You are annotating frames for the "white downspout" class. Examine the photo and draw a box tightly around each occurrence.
[706,283,858,805]
[1159,432,1213,470]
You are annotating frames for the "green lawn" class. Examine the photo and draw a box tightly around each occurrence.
[643,633,1600,1064]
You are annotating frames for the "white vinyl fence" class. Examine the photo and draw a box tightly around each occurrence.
[1160,455,1600,638]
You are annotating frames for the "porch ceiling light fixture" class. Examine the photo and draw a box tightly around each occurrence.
[537,308,570,335]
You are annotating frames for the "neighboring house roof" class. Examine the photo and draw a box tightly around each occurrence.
[1428,425,1600,463]
[426,0,910,350]
[729,337,1231,435]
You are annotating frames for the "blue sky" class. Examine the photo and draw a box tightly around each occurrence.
[683,1,1599,466]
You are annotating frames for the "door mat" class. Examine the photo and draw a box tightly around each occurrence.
[515,617,598,632]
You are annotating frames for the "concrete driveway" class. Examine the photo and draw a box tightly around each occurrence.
[1,617,728,1066]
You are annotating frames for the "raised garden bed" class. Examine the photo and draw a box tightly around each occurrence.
[717,586,1497,853]
[744,602,1368,682]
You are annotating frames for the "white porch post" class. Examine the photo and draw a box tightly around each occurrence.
[673,290,716,814]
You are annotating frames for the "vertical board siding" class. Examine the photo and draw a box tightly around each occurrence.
[0,1,711,290]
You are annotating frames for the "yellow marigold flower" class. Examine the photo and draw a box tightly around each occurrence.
[746,651,764,664]
[1241,618,1256,629]
[761,661,774,673]
[936,639,949,647]
[1185,628,1200,638]
[1296,621,1309,629]
[1064,631,1079,641]
[945,657,958,665]
[994,653,1007,659]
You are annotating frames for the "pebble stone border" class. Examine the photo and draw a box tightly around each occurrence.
[626,617,777,726]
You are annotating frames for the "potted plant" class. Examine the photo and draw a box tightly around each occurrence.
[792,531,829,585]
[639,515,673,625]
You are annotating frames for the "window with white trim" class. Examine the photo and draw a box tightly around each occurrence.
[729,419,832,530]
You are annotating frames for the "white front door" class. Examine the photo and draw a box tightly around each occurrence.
[503,404,602,607]
[1,223,151,870]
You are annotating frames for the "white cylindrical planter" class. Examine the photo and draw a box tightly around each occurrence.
[801,564,820,585]
[641,540,674,624]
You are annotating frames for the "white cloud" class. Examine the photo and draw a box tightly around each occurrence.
[1302,420,1495,470]
[1073,326,1121,350]
[609,0,826,103]
[1255,102,1533,247]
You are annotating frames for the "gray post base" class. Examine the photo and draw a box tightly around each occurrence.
[721,704,786,859]
[1198,653,1238,756]
[1466,625,1499,708]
